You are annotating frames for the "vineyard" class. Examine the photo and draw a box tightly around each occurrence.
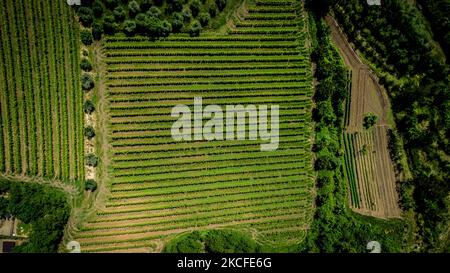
[74,0,315,252]
[0,0,84,183]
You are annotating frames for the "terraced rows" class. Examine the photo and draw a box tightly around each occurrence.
[76,0,314,252]
[0,0,84,182]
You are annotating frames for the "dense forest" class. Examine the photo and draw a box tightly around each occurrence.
[307,0,450,252]
[0,179,70,253]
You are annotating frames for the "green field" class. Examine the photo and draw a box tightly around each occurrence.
[0,0,84,183]
[75,0,315,252]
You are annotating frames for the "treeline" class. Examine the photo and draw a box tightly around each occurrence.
[75,0,227,42]
[417,0,450,59]
[0,179,70,253]
[164,229,262,253]
[330,0,450,251]
[300,13,407,253]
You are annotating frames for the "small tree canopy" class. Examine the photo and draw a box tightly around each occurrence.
[81,73,95,91]
[86,154,98,167]
[363,113,378,129]
[80,58,92,71]
[85,179,97,192]
[83,100,95,114]
[80,30,93,45]
[84,126,95,139]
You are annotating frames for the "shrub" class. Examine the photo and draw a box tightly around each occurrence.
[86,154,98,167]
[189,20,202,37]
[83,100,95,114]
[80,30,93,45]
[81,73,95,91]
[199,12,210,27]
[80,58,92,71]
[85,179,97,192]
[84,126,95,139]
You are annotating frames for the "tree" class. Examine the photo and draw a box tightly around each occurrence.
[86,154,98,167]
[199,12,211,27]
[363,113,378,129]
[189,20,202,37]
[103,13,118,34]
[92,22,103,40]
[84,126,95,139]
[167,0,183,13]
[182,8,192,23]
[80,30,93,45]
[113,6,127,21]
[104,0,118,9]
[128,0,141,17]
[140,0,153,11]
[147,6,162,18]
[81,74,95,91]
[190,0,201,17]
[171,12,184,32]
[83,100,95,114]
[123,20,137,36]
[92,1,104,17]
[78,7,94,27]
[216,0,226,11]
[85,179,97,192]
[208,3,218,17]
[80,58,92,71]
[160,20,172,37]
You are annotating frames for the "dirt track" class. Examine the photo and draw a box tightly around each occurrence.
[326,16,401,218]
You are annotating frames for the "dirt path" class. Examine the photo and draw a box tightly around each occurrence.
[326,16,401,218]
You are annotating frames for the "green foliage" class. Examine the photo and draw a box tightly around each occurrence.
[85,154,99,167]
[0,179,69,253]
[83,100,95,114]
[189,20,202,37]
[85,179,97,192]
[363,113,378,129]
[81,73,95,91]
[84,126,95,139]
[190,0,201,17]
[334,0,450,250]
[123,19,137,36]
[164,230,262,253]
[302,13,407,253]
[80,30,93,45]
[198,12,210,27]
[80,58,93,71]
